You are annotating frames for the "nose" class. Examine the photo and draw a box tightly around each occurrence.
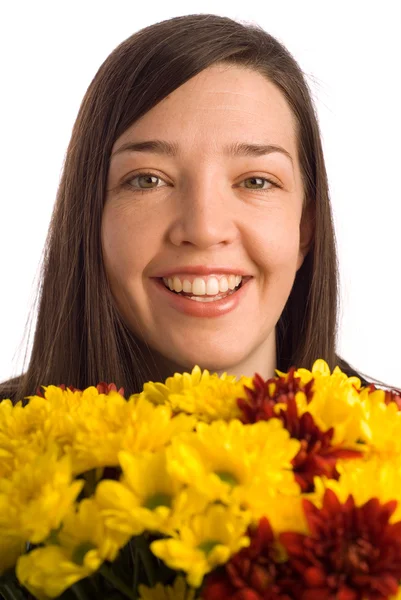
[167,172,239,249]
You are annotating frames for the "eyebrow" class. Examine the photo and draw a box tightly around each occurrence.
[111,139,293,165]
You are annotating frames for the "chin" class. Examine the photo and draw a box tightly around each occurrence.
[162,346,249,374]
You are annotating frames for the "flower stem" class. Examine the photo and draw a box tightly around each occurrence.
[132,536,157,587]
[0,587,20,600]
[129,544,139,600]
[98,565,137,599]
[70,583,91,600]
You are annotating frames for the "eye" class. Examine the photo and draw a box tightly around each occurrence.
[121,172,167,192]
[239,176,280,192]
[121,172,281,194]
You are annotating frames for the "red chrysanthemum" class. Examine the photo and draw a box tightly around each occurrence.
[201,517,298,600]
[237,370,362,492]
[279,488,401,600]
[237,367,315,424]
[286,398,362,493]
[35,381,125,397]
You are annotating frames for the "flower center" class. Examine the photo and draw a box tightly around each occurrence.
[144,493,172,510]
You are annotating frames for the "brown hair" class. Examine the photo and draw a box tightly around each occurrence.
[1,13,399,403]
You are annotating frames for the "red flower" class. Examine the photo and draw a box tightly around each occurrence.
[201,517,297,600]
[237,367,314,424]
[287,401,362,493]
[238,370,362,493]
[94,381,125,396]
[279,489,401,600]
[35,381,125,398]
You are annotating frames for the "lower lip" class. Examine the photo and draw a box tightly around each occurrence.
[151,278,252,318]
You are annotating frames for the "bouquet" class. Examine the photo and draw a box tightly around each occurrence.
[1,360,401,600]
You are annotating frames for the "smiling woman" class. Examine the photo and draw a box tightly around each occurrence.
[101,64,309,381]
[0,13,399,403]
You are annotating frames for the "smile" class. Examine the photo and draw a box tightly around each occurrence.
[162,275,250,298]
[152,276,253,318]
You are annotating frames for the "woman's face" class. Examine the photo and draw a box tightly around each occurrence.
[102,64,312,379]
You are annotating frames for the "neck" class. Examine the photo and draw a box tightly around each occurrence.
[133,331,277,384]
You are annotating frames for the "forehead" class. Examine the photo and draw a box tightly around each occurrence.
[112,64,297,158]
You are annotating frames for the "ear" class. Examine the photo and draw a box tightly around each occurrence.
[296,201,315,271]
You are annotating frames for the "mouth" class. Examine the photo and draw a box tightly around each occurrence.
[157,275,252,302]
[151,276,253,318]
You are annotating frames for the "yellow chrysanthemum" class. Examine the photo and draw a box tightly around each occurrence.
[243,484,308,534]
[0,397,53,479]
[28,387,195,475]
[311,454,401,524]
[57,389,133,474]
[20,386,128,475]
[95,449,208,538]
[140,364,254,422]
[0,446,83,547]
[357,387,401,460]
[139,576,196,600]
[278,359,367,446]
[36,386,134,474]
[290,358,363,392]
[121,396,197,454]
[167,418,300,506]
[16,497,125,599]
[150,504,250,588]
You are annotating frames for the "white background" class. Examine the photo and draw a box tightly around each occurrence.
[0,0,400,387]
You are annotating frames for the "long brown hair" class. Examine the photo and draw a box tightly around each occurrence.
[1,13,399,403]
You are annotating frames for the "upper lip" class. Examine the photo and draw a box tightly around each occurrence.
[153,266,252,278]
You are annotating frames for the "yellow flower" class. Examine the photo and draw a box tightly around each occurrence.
[31,387,195,475]
[290,358,363,392]
[243,484,308,534]
[0,446,83,546]
[280,359,366,446]
[65,389,136,474]
[95,450,208,538]
[121,396,197,454]
[41,386,134,474]
[17,546,82,600]
[167,418,300,506]
[138,576,196,600]
[0,397,53,479]
[16,498,124,598]
[312,455,401,523]
[150,504,250,588]
[141,364,254,422]
[358,387,401,460]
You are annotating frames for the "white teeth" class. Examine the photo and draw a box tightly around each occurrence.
[192,278,206,295]
[219,277,229,292]
[162,275,243,296]
[173,276,183,293]
[228,275,237,290]
[182,279,192,293]
[206,277,219,296]
[185,289,236,302]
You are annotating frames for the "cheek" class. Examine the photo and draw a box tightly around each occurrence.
[248,212,301,270]
[101,208,146,282]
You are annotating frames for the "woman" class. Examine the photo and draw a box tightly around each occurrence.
[0,13,398,403]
